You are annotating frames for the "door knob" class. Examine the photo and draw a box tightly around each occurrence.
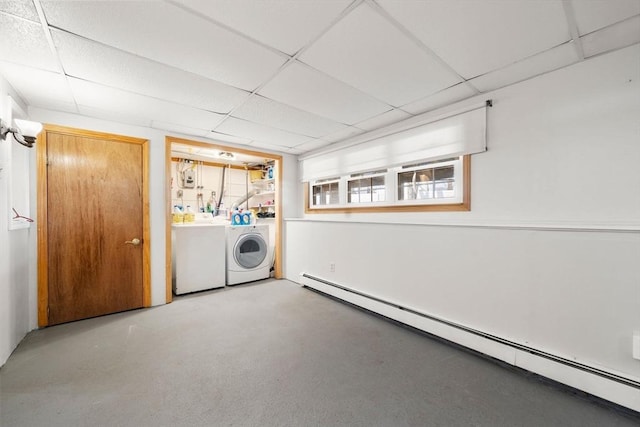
[125,238,141,246]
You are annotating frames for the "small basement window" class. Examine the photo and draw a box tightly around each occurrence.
[347,170,386,204]
[305,155,469,213]
[311,178,340,207]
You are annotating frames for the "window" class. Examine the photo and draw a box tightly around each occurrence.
[311,178,340,206]
[306,156,469,212]
[347,170,386,203]
[397,157,458,202]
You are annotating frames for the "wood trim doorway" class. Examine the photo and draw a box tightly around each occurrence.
[37,125,151,327]
[165,136,283,303]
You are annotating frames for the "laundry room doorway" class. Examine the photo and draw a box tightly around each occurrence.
[165,136,282,303]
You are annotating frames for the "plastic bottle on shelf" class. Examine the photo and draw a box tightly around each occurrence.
[172,206,184,224]
[184,205,195,223]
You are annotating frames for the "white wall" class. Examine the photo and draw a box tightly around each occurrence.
[285,44,640,409]
[0,106,298,366]
[0,77,34,366]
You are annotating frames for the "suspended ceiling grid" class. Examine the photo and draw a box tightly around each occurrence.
[0,0,638,156]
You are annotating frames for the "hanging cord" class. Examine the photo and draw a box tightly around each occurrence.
[12,208,33,222]
[216,165,226,214]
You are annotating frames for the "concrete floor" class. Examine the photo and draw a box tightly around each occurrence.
[1,279,638,426]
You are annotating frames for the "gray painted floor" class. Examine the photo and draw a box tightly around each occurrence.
[1,279,638,427]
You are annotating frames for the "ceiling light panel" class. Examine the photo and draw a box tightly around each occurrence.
[259,61,391,125]
[400,83,477,115]
[0,61,76,110]
[69,78,226,131]
[378,0,571,79]
[0,1,39,21]
[171,0,352,55]
[40,1,287,90]
[299,3,460,107]
[571,0,640,35]
[52,30,250,114]
[232,95,348,138]
[215,117,314,148]
[469,42,580,93]
[0,14,59,72]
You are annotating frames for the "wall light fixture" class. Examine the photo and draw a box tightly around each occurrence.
[0,119,43,148]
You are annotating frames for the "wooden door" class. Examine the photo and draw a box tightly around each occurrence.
[38,126,150,326]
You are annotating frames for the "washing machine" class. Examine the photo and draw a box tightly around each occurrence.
[226,224,271,285]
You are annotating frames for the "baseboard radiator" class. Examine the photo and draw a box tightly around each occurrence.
[300,273,640,412]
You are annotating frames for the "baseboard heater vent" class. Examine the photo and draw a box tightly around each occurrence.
[301,273,640,390]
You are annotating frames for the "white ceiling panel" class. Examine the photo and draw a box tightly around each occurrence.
[259,61,391,125]
[77,105,153,128]
[208,131,253,146]
[232,94,347,138]
[378,0,571,79]
[354,109,412,132]
[151,121,210,138]
[300,3,460,107]
[0,13,59,72]
[0,61,74,107]
[320,126,366,144]
[400,83,477,115]
[571,0,640,35]
[52,30,250,114]
[69,78,226,131]
[248,139,295,153]
[41,1,287,90]
[171,0,351,55]
[0,1,39,21]
[215,117,314,148]
[581,15,640,58]
[469,42,580,93]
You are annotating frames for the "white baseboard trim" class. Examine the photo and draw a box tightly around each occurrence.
[298,273,640,412]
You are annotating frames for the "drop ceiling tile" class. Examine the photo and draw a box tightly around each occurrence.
[69,78,226,131]
[0,1,39,21]
[41,1,287,90]
[151,121,210,138]
[232,94,348,138]
[378,0,571,79]
[469,42,580,93]
[571,0,640,35]
[581,15,640,57]
[288,139,334,154]
[215,117,314,148]
[354,109,412,132]
[0,61,75,108]
[77,105,152,128]
[0,14,58,71]
[248,139,294,153]
[171,0,351,55]
[207,131,253,145]
[259,61,391,125]
[401,83,477,115]
[300,3,460,106]
[320,126,366,143]
[52,30,250,114]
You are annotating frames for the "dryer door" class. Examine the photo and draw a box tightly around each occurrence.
[233,233,267,269]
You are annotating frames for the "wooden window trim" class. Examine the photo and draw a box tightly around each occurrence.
[305,155,471,214]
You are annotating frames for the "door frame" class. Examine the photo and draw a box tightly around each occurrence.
[165,136,283,303]
[37,124,151,327]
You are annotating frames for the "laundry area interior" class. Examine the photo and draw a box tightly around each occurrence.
[169,139,280,295]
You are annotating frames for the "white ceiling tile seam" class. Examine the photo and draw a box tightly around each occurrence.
[561,0,586,60]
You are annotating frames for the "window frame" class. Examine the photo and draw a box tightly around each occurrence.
[305,155,471,213]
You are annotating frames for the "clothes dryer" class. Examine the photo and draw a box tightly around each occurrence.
[226,224,270,285]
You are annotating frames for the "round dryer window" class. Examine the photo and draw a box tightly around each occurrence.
[233,233,268,269]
